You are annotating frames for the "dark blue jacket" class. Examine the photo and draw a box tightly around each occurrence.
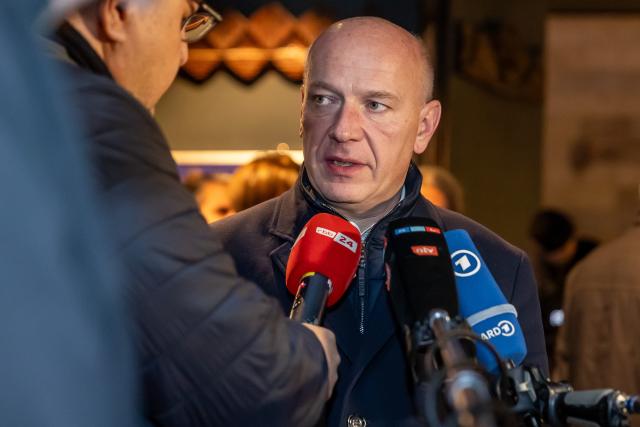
[53,24,328,427]
[213,164,548,426]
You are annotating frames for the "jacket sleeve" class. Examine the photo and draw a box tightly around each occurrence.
[72,79,328,426]
[121,195,328,427]
[510,251,549,376]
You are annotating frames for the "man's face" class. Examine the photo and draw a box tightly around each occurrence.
[301,23,440,216]
[119,0,196,109]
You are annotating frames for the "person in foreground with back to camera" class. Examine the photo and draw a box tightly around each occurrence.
[2,1,137,426]
[212,16,548,426]
[45,0,340,425]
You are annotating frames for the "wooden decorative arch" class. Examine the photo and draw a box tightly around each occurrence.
[182,3,333,83]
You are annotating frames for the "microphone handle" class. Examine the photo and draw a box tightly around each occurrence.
[429,310,496,427]
[289,273,331,325]
[552,389,636,427]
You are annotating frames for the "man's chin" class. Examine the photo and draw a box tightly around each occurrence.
[318,186,366,206]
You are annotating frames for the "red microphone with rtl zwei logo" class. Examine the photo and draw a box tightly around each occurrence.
[286,213,362,325]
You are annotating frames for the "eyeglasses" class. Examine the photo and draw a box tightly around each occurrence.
[182,2,222,43]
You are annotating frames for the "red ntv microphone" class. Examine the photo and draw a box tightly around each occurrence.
[286,213,362,325]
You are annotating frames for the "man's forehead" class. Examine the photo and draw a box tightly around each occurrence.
[304,18,430,101]
[314,19,420,56]
[307,45,412,87]
[308,30,420,77]
[307,61,402,87]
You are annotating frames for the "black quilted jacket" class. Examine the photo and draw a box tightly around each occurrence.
[52,24,328,427]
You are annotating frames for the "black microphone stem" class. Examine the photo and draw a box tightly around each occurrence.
[500,364,640,427]
[429,309,497,427]
[289,273,331,325]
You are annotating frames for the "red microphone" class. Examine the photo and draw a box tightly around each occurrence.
[286,213,362,324]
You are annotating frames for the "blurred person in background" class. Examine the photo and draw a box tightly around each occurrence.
[1,1,137,426]
[529,209,598,369]
[418,164,465,213]
[44,0,340,425]
[184,171,235,223]
[554,191,640,397]
[228,153,300,212]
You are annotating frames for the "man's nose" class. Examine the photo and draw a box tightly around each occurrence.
[330,101,364,143]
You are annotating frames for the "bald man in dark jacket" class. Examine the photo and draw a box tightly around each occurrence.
[212,17,547,426]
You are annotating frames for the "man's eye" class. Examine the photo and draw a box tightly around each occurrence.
[311,95,332,106]
[367,101,387,112]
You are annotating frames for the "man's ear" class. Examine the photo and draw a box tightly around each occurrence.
[414,99,442,155]
[97,0,128,43]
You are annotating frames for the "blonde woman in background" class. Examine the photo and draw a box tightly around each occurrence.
[419,165,465,213]
[229,153,300,212]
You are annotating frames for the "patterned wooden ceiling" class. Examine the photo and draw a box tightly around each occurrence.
[182,3,333,83]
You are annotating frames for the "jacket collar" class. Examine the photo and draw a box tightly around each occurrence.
[53,22,113,79]
[47,22,180,181]
[269,161,431,240]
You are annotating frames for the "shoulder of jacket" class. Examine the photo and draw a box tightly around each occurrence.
[61,63,158,131]
[570,227,640,281]
[211,197,281,242]
[434,206,527,263]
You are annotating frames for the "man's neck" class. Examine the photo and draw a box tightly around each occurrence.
[66,13,105,59]
[332,189,403,235]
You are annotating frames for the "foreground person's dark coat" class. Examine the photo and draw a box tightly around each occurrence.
[212,166,549,426]
[51,25,327,427]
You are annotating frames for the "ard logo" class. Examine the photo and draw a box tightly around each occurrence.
[481,320,516,340]
[450,250,481,277]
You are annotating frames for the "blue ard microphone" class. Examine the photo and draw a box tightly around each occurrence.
[444,229,527,374]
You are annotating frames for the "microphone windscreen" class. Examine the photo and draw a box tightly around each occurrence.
[385,217,458,329]
[444,229,527,373]
[286,213,361,307]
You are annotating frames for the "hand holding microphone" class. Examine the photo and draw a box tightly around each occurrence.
[302,323,340,400]
[286,213,362,399]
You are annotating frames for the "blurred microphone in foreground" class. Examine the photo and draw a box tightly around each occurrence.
[386,217,640,427]
[498,364,640,427]
[442,227,640,427]
[441,229,640,426]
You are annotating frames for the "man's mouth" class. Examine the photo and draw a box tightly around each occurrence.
[332,160,354,167]
[324,156,363,176]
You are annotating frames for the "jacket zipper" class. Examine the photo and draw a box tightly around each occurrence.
[307,190,405,336]
[358,244,367,335]
[357,202,405,335]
